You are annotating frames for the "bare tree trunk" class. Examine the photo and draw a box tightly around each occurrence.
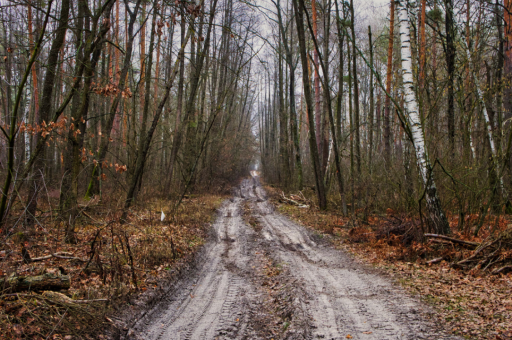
[278,43,290,188]
[397,0,449,234]
[85,0,143,199]
[121,23,195,222]
[368,25,374,171]
[292,0,327,210]
[165,3,187,193]
[60,1,114,243]
[0,1,53,226]
[275,0,303,189]
[25,0,70,228]
[349,0,361,173]
[384,0,395,163]
[444,0,456,156]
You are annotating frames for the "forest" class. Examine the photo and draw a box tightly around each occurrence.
[0,0,511,338]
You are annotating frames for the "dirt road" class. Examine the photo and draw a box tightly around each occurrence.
[126,174,459,340]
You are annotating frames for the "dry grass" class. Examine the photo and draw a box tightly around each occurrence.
[0,194,225,339]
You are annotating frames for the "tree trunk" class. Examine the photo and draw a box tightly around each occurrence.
[84,0,143,200]
[444,0,456,155]
[368,25,374,171]
[397,0,450,234]
[0,0,53,227]
[384,0,394,163]
[25,0,70,228]
[350,0,361,173]
[293,0,327,210]
[276,0,303,189]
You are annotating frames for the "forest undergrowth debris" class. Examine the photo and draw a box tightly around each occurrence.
[0,194,224,339]
[268,186,512,340]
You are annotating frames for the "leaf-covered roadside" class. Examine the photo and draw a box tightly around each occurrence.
[268,187,512,340]
[0,194,224,339]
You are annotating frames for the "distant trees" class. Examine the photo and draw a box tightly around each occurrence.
[257,0,512,235]
[0,0,257,239]
[2,0,512,237]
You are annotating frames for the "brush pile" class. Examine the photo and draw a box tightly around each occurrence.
[426,228,512,275]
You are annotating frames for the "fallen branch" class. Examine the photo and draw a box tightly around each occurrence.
[424,234,479,248]
[42,291,107,304]
[427,257,444,264]
[280,192,309,208]
[18,252,86,264]
[1,292,108,304]
[2,272,70,292]
[492,265,512,275]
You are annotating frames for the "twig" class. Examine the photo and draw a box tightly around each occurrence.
[17,252,84,263]
[83,229,102,273]
[123,231,137,288]
[492,265,512,275]
[426,257,444,264]
[424,234,479,248]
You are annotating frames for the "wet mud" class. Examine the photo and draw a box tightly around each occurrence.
[123,174,461,340]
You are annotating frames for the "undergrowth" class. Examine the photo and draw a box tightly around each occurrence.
[0,194,224,339]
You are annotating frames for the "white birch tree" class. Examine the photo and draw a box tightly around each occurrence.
[396,0,450,234]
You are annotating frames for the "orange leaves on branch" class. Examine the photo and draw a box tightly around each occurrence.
[17,119,67,141]
[115,163,127,174]
[91,81,132,98]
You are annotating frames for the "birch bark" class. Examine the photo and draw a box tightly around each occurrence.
[396,0,450,234]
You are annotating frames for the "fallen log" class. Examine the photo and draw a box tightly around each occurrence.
[2,272,71,292]
[424,234,479,248]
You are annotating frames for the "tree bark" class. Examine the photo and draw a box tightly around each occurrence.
[292,0,327,210]
[396,0,450,234]
[384,0,394,163]
[25,0,70,228]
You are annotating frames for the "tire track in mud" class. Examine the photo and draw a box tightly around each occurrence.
[247,175,460,340]
[128,197,252,340]
[126,174,460,340]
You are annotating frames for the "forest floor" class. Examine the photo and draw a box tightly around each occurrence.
[0,192,226,339]
[2,175,510,339]
[121,174,462,340]
[272,188,512,340]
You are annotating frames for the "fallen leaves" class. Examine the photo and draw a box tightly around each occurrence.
[274,190,512,340]
[0,194,224,339]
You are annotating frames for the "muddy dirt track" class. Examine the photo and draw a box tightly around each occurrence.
[124,174,460,340]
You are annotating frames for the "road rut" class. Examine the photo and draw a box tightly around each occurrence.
[126,174,460,340]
